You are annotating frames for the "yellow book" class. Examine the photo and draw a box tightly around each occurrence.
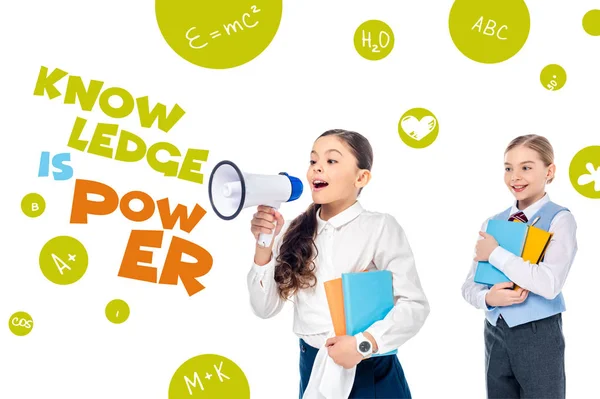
[522,225,553,264]
[512,220,553,290]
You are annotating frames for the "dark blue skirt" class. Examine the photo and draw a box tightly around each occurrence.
[299,339,411,398]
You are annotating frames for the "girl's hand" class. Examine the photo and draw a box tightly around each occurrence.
[250,205,284,243]
[251,206,284,266]
[485,282,529,307]
[325,336,363,369]
[474,231,499,262]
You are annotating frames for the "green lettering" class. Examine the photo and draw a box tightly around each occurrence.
[136,96,185,133]
[178,149,209,184]
[99,87,135,118]
[33,66,68,99]
[147,142,180,177]
[67,117,89,151]
[115,130,147,162]
[64,76,104,111]
[88,123,119,159]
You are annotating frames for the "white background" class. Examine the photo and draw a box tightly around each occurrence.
[1,1,599,398]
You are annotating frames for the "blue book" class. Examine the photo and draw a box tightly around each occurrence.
[474,220,529,286]
[342,270,397,357]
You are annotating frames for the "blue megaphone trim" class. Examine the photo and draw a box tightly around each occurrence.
[279,172,303,202]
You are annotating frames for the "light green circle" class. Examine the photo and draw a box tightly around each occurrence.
[9,311,34,336]
[353,20,395,61]
[569,146,600,199]
[21,193,45,218]
[106,299,130,324]
[398,108,439,149]
[169,354,250,398]
[155,0,283,69]
[39,236,88,285]
[449,0,530,64]
[540,64,567,91]
[583,10,600,36]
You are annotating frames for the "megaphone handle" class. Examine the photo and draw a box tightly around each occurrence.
[257,204,280,248]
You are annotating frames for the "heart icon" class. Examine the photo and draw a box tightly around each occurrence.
[400,115,437,141]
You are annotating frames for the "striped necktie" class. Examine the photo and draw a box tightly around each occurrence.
[508,211,528,223]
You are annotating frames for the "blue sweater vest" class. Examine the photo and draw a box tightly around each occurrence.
[486,201,569,327]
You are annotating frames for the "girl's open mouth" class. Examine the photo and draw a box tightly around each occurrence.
[312,180,329,192]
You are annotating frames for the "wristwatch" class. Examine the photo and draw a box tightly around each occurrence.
[354,332,373,359]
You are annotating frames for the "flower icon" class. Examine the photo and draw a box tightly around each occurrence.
[577,162,600,192]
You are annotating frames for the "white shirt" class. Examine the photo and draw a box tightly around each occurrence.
[247,201,429,397]
[462,194,578,311]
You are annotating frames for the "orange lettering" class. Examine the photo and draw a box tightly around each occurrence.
[118,230,163,283]
[156,198,206,233]
[120,191,155,222]
[70,179,118,223]
[159,236,212,296]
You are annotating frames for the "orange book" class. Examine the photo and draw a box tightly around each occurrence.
[324,278,346,336]
[324,270,369,336]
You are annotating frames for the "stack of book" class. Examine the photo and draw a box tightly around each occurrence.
[324,270,397,357]
[474,218,553,287]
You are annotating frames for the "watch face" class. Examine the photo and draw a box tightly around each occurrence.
[359,341,371,353]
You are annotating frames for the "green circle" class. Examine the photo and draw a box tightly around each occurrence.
[9,311,34,336]
[398,108,439,149]
[569,146,600,199]
[169,354,250,398]
[39,236,88,285]
[21,193,46,218]
[540,64,567,91]
[353,20,395,61]
[106,299,130,324]
[583,10,600,36]
[449,0,530,64]
[155,0,282,69]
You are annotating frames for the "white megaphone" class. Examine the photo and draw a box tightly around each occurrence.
[208,160,304,247]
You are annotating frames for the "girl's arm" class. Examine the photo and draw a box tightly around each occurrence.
[461,218,495,310]
[246,222,288,319]
[488,211,577,300]
[364,214,430,355]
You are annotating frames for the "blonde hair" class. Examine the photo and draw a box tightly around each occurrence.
[505,134,555,183]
